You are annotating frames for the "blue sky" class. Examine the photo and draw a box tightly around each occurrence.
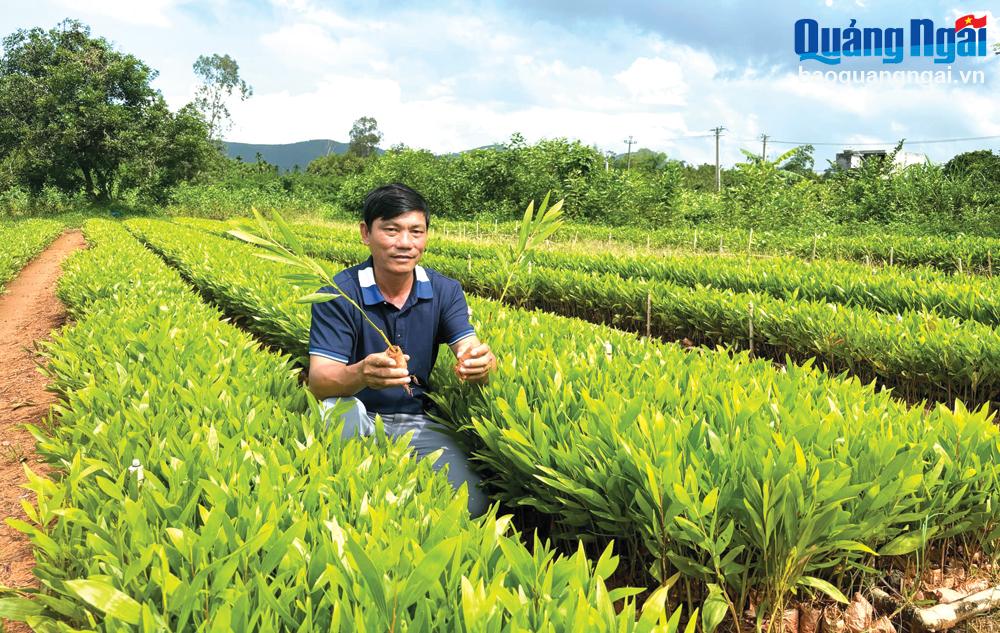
[4,0,999,167]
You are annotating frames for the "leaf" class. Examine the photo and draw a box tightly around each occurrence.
[0,597,45,620]
[878,529,934,556]
[269,210,305,254]
[66,579,142,624]
[227,229,273,248]
[346,537,387,617]
[297,292,337,304]
[701,584,729,633]
[255,252,301,268]
[397,536,459,610]
[637,582,671,628]
[517,200,534,251]
[798,575,849,604]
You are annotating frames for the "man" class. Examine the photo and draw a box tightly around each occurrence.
[307,183,496,517]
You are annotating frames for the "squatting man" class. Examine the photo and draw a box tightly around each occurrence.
[307,183,496,516]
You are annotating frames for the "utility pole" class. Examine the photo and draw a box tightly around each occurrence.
[760,133,769,162]
[710,126,725,192]
[624,136,636,171]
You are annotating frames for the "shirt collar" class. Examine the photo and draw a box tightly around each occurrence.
[358,257,433,306]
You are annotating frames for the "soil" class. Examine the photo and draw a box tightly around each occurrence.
[0,231,85,630]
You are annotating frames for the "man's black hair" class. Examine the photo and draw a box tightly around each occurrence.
[362,183,430,228]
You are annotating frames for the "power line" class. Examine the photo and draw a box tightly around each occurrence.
[660,133,716,142]
[747,135,1000,147]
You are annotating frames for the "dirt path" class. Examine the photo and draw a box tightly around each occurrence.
[0,231,84,605]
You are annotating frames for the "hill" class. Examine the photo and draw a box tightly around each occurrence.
[223,139,352,172]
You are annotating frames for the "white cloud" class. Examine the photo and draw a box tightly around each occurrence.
[50,0,179,27]
[268,0,383,32]
[615,57,688,106]
[260,23,382,69]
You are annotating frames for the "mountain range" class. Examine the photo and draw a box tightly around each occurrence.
[223,139,354,172]
[223,140,511,172]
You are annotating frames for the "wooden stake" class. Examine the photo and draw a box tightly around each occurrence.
[719,237,724,254]
[693,229,698,251]
[467,254,472,273]
[747,228,754,260]
[957,257,964,275]
[889,246,894,267]
[748,301,755,357]
[645,291,652,339]
[988,250,993,277]
[812,234,818,261]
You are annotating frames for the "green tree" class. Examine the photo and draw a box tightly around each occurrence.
[307,152,369,179]
[943,149,1000,182]
[778,144,816,178]
[193,53,252,141]
[348,116,383,157]
[0,19,213,202]
[612,148,670,173]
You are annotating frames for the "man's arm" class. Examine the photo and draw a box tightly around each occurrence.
[450,335,496,384]
[308,352,411,400]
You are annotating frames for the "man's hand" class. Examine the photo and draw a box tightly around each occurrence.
[456,343,496,384]
[360,351,412,390]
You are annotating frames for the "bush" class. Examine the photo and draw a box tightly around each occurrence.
[335,138,683,225]
[0,185,90,218]
[721,152,831,231]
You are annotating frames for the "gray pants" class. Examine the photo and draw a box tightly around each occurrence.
[322,397,489,517]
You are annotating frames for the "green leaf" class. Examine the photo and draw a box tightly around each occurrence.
[66,579,142,624]
[397,536,459,610]
[346,537,388,617]
[701,584,729,633]
[0,597,45,620]
[878,529,934,556]
[297,292,337,304]
[227,229,273,248]
[798,575,849,604]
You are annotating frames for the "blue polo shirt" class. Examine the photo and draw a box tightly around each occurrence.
[308,257,476,414]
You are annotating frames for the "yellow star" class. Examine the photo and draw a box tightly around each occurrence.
[966,16,973,24]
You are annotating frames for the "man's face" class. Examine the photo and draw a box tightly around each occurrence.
[360,210,428,277]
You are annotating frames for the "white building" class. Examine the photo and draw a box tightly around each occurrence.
[835,149,927,171]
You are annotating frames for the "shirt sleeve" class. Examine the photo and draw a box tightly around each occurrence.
[309,288,357,364]
[437,279,476,346]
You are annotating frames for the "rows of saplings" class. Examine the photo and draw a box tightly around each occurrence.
[125,217,1000,633]
[412,218,1000,275]
[0,218,65,289]
[288,220,1000,328]
[2,219,670,630]
[178,216,1000,408]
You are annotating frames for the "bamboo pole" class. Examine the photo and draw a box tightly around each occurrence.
[913,586,1000,631]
